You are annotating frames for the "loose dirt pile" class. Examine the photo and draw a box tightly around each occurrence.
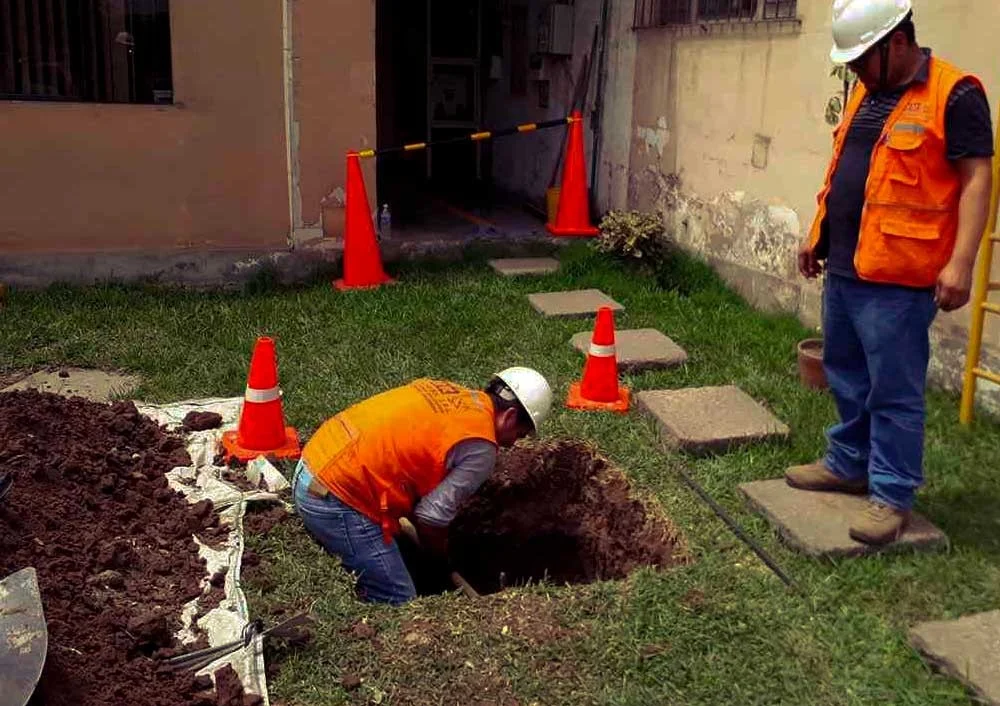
[448,440,685,594]
[0,390,253,706]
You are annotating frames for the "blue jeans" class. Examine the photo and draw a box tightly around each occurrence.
[822,275,938,511]
[292,460,416,605]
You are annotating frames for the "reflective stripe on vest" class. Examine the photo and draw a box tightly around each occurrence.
[244,386,280,403]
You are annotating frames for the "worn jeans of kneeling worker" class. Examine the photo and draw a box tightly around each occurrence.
[822,274,938,511]
[292,459,417,605]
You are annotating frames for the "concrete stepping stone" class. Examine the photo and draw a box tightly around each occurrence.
[637,386,789,455]
[739,479,948,558]
[571,328,688,372]
[2,368,140,403]
[909,610,1000,705]
[489,257,560,276]
[528,289,624,318]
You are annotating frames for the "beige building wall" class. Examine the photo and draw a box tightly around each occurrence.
[293,0,376,240]
[621,0,1000,405]
[0,0,290,253]
[0,0,376,253]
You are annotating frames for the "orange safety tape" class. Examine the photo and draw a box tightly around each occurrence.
[403,142,427,152]
[470,131,491,141]
[517,123,538,132]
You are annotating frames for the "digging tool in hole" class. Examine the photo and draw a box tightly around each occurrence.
[398,518,480,599]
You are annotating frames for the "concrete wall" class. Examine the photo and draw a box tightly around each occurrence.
[0,0,290,253]
[0,0,378,253]
[294,0,377,240]
[625,0,1000,407]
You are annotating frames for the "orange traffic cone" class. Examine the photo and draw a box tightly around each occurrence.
[335,152,394,291]
[222,337,301,463]
[547,111,599,238]
[566,307,630,412]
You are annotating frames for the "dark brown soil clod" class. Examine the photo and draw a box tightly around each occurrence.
[448,440,685,595]
[182,411,224,432]
[0,389,246,706]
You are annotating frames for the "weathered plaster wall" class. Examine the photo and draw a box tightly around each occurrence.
[627,0,1000,409]
[293,0,377,240]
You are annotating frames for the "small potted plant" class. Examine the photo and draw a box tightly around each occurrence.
[797,337,827,390]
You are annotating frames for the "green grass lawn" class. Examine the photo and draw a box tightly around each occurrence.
[2,243,999,705]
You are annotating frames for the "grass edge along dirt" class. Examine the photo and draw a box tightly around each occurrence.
[2,242,999,705]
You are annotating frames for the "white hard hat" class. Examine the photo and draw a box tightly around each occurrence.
[493,366,553,432]
[830,0,912,64]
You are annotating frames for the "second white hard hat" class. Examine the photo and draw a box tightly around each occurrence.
[493,366,553,432]
[830,0,912,64]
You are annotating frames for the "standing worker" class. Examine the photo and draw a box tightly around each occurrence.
[789,0,994,544]
[292,368,552,604]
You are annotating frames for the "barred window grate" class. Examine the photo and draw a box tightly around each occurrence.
[635,0,797,28]
[1,0,172,104]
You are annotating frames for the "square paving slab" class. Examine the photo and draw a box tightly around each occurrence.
[637,386,789,455]
[739,479,948,558]
[910,610,1000,705]
[2,368,139,403]
[571,328,688,372]
[488,257,560,276]
[527,289,624,318]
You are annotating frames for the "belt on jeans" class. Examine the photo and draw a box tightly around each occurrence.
[304,476,331,499]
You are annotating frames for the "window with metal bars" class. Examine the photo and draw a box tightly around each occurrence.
[634,0,796,28]
[1,0,172,104]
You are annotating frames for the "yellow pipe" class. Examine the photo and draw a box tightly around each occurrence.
[982,301,1000,315]
[959,101,1000,424]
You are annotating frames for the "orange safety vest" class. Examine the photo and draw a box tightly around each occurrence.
[302,379,497,541]
[808,57,983,288]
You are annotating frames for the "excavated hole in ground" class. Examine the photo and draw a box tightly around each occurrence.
[402,440,687,596]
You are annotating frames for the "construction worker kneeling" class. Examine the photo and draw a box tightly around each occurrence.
[291,367,553,605]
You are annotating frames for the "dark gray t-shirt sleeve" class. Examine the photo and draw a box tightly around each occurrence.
[412,439,497,528]
[945,79,994,160]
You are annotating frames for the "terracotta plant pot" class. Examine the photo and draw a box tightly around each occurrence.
[797,338,828,390]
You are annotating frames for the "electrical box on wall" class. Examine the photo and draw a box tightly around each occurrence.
[537,4,574,56]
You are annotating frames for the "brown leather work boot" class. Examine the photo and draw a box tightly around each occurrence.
[849,501,910,545]
[784,461,868,494]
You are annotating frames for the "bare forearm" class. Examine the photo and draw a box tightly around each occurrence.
[951,161,993,268]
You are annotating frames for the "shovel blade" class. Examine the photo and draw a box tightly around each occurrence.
[0,568,48,706]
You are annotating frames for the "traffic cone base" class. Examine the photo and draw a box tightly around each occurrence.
[333,275,396,292]
[221,426,301,463]
[566,381,630,413]
[547,222,599,237]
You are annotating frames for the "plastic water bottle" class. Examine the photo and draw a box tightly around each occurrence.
[378,204,392,241]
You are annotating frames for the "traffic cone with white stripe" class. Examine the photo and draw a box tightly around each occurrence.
[222,336,301,463]
[566,306,630,412]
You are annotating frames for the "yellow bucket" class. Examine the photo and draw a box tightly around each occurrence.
[545,186,561,225]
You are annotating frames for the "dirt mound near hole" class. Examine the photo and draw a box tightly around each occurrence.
[449,440,685,594]
[0,389,244,706]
